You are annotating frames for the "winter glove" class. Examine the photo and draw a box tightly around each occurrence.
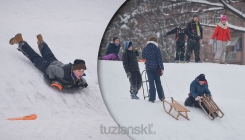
[126,72,131,78]
[209,39,214,44]
[195,96,201,102]
[134,49,139,56]
[51,81,63,90]
[78,81,88,88]
[227,40,231,46]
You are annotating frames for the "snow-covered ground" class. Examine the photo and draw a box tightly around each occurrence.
[0,0,130,140]
[98,60,245,140]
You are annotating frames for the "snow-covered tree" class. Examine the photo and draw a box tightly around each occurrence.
[99,0,245,63]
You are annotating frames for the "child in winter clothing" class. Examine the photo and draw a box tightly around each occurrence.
[209,15,231,64]
[9,33,88,89]
[165,22,187,63]
[122,41,142,99]
[103,37,121,60]
[184,74,215,116]
[142,36,165,103]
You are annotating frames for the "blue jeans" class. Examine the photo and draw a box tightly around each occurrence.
[146,68,164,101]
[21,41,57,73]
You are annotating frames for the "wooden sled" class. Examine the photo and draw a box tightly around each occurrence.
[198,94,225,120]
[163,97,190,120]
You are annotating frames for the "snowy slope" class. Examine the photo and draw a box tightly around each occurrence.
[98,60,245,140]
[0,0,130,140]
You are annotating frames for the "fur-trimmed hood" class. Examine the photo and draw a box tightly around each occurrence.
[146,41,158,47]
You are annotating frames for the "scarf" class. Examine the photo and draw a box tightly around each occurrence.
[218,22,228,29]
[195,22,200,37]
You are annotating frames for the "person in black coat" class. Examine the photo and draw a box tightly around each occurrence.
[103,37,121,60]
[185,14,203,63]
[122,41,142,99]
[165,22,187,63]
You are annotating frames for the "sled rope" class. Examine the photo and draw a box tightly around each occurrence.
[163,75,172,98]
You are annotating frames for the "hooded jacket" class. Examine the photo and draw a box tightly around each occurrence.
[190,78,211,98]
[142,41,164,70]
[105,42,120,58]
[45,61,87,87]
[122,41,140,73]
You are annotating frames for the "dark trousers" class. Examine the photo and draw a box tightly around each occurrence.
[146,68,164,101]
[129,71,142,94]
[185,39,201,62]
[20,41,57,73]
[174,42,185,61]
[184,96,209,114]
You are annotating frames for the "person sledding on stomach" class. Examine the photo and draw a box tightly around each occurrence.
[9,33,88,90]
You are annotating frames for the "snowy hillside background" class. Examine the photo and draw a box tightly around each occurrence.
[0,0,130,140]
[98,60,245,140]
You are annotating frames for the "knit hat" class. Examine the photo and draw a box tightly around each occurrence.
[72,59,86,70]
[148,36,158,43]
[221,15,227,21]
[124,41,132,50]
[113,37,119,42]
[197,74,206,81]
[193,13,198,18]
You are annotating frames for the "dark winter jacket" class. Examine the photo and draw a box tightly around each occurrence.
[186,20,203,40]
[105,42,120,58]
[122,50,140,73]
[142,41,164,70]
[46,61,87,87]
[166,27,187,43]
[190,78,211,98]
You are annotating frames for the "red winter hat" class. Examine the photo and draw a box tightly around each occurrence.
[221,15,227,21]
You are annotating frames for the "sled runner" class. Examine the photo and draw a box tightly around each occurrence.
[43,74,84,92]
[198,94,225,120]
[140,59,150,100]
[162,97,190,120]
[141,69,149,100]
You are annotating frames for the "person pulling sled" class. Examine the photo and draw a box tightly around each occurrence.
[9,33,88,90]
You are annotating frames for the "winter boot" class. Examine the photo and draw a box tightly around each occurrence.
[37,34,45,51]
[9,33,23,45]
[195,60,202,63]
[148,99,155,103]
[173,60,179,63]
[131,93,140,100]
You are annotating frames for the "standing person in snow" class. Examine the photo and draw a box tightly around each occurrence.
[184,74,217,117]
[185,14,203,63]
[209,15,231,64]
[142,36,165,103]
[122,41,142,99]
[103,37,121,60]
[9,33,88,89]
[165,22,187,63]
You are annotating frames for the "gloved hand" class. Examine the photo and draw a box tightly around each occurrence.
[78,81,88,88]
[227,40,231,46]
[127,72,131,78]
[51,81,63,90]
[195,96,201,102]
[164,34,167,38]
[209,39,214,44]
